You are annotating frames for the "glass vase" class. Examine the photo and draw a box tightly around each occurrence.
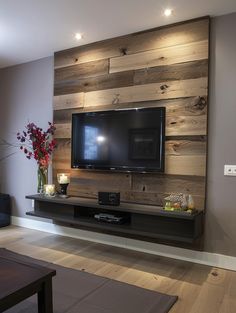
[37,166,48,194]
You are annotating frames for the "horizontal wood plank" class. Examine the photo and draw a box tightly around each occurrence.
[134,59,208,85]
[166,114,207,136]
[166,140,206,156]
[122,191,205,209]
[54,123,72,139]
[53,97,207,124]
[165,155,206,176]
[132,173,205,195]
[84,78,208,108]
[52,168,205,209]
[110,40,208,73]
[54,93,84,110]
[54,113,207,138]
[54,60,208,96]
[54,18,209,68]
[53,138,206,176]
[54,70,134,96]
[55,59,109,83]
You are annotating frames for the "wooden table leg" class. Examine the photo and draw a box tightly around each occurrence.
[38,279,53,313]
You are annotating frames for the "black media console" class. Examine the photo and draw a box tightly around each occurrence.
[26,195,203,244]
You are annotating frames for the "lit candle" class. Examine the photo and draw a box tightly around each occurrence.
[57,173,70,184]
[44,184,55,197]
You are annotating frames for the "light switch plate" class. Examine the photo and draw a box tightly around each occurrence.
[224,165,236,176]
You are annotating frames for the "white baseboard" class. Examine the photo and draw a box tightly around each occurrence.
[11,215,236,271]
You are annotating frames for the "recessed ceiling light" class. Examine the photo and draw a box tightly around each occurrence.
[75,33,82,40]
[164,8,172,17]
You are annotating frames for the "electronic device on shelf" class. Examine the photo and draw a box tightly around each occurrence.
[94,213,127,224]
[98,192,120,206]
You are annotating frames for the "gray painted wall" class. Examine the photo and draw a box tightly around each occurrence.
[0,57,54,217]
[205,13,236,256]
[1,13,236,256]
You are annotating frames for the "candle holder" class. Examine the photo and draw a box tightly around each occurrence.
[44,184,56,197]
[57,173,70,198]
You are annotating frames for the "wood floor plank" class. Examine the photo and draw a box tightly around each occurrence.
[1,225,236,313]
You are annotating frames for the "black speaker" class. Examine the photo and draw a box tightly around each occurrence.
[0,193,11,227]
[98,192,120,206]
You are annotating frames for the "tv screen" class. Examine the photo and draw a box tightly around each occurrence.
[71,107,165,173]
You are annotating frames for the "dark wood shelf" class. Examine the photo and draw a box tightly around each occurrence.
[26,194,200,220]
[26,194,204,244]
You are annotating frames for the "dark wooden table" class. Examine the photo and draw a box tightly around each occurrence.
[0,248,56,313]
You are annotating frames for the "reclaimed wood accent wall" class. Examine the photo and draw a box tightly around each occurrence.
[53,17,209,211]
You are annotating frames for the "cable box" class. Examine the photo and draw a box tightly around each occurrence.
[94,213,126,224]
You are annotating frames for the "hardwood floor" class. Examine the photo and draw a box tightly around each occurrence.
[1,225,236,312]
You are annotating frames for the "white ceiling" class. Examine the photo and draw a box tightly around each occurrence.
[1,0,236,69]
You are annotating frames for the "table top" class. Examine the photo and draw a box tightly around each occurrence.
[0,248,56,300]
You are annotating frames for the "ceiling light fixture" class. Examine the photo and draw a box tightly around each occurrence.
[164,8,172,17]
[75,33,82,40]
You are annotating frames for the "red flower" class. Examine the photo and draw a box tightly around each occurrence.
[16,122,57,166]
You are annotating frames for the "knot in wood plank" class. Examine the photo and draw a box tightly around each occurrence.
[112,93,120,105]
[194,96,207,110]
[120,48,127,55]
[160,84,169,94]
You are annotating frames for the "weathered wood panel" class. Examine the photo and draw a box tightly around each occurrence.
[54,123,72,139]
[166,140,206,156]
[54,138,206,158]
[55,18,209,68]
[134,60,208,85]
[54,93,84,110]
[53,138,206,177]
[54,70,135,96]
[84,78,208,108]
[110,40,208,73]
[121,191,205,209]
[165,155,206,176]
[54,60,208,96]
[166,115,207,136]
[54,97,207,124]
[54,113,207,138]
[53,16,209,229]
[55,59,109,83]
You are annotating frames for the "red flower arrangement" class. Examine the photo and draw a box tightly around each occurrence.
[16,122,57,193]
[16,122,56,167]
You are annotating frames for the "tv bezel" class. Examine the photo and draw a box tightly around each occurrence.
[71,107,165,173]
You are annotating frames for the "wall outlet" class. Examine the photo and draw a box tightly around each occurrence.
[224,165,236,176]
[31,199,35,208]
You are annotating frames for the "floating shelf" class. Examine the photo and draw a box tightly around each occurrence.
[26,195,204,244]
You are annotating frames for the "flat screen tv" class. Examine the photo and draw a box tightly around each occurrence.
[71,107,165,173]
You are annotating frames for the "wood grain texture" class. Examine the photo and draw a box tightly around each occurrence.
[54,113,207,138]
[54,60,208,96]
[54,70,135,96]
[134,59,208,85]
[166,140,206,156]
[55,59,109,84]
[165,155,206,176]
[54,123,72,139]
[53,97,207,124]
[53,17,209,232]
[166,114,207,136]
[110,40,208,73]
[84,78,208,108]
[3,226,236,313]
[55,18,209,68]
[53,137,206,177]
[54,92,84,110]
